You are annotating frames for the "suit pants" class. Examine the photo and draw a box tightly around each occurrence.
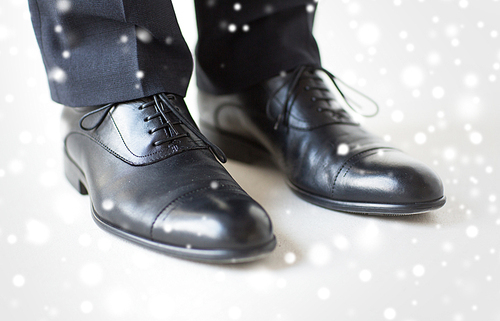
[28,0,321,107]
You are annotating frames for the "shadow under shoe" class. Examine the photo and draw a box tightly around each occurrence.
[62,93,276,263]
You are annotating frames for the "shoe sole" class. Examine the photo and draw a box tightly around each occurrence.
[63,151,277,263]
[199,122,446,216]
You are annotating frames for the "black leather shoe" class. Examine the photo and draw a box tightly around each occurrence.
[62,93,276,262]
[198,66,446,215]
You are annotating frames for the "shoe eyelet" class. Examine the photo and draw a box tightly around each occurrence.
[311,97,317,102]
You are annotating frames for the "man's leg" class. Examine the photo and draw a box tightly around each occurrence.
[28,0,192,107]
[195,2,446,215]
[195,0,321,94]
[28,0,276,262]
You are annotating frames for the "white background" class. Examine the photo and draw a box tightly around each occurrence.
[1,0,499,320]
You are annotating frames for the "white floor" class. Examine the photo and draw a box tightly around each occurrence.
[1,1,500,320]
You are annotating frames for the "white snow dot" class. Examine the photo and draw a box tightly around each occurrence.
[102,199,114,211]
[317,287,330,300]
[357,23,381,45]
[489,195,496,203]
[80,301,93,314]
[459,0,468,8]
[62,50,71,59]
[443,148,456,161]
[406,43,415,51]
[306,4,315,13]
[148,295,176,319]
[120,35,128,43]
[359,269,372,282]
[163,224,173,233]
[105,289,132,316]
[401,65,424,87]
[384,308,397,320]
[432,87,445,99]
[233,3,241,11]
[57,0,71,12]
[284,252,296,264]
[54,25,63,33]
[228,24,237,33]
[391,110,404,123]
[210,181,219,189]
[442,242,454,252]
[19,131,32,144]
[26,219,50,245]
[445,24,459,38]
[469,132,482,144]
[98,238,111,252]
[49,67,67,83]
[136,70,144,79]
[228,306,242,320]
[136,28,152,43]
[399,30,408,39]
[337,143,349,155]
[12,275,25,287]
[464,74,478,87]
[78,234,92,247]
[5,94,14,103]
[427,52,441,65]
[242,24,250,32]
[308,243,331,266]
[333,235,350,251]
[80,263,103,286]
[466,225,478,238]
[414,132,427,145]
[412,264,425,277]
[7,234,17,244]
[276,278,287,288]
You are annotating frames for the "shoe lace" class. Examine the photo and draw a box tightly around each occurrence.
[269,65,380,130]
[79,93,227,163]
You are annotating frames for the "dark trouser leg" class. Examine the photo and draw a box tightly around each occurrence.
[28,0,193,107]
[194,0,322,94]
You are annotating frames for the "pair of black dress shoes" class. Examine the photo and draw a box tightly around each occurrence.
[62,66,445,263]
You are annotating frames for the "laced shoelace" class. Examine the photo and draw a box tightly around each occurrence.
[79,93,227,163]
[269,65,380,130]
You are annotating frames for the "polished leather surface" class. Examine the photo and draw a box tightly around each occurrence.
[198,67,445,214]
[62,94,276,261]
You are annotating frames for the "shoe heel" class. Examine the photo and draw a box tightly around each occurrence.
[200,123,269,164]
[63,152,89,195]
